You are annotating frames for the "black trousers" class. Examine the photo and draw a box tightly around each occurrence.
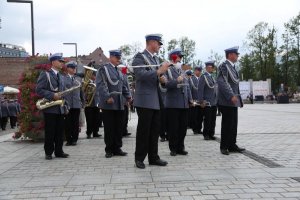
[192,107,204,133]
[203,106,217,137]
[9,116,17,128]
[122,105,129,136]
[65,108,80,143]
[159,108,167,139]
[135,107,160,162]
[102,109,124,153]
[43,113,64,156]
[85,107,100,136]
[99,111,103,127]
[166,108,188,152]
[1,117,8,130]
[219,106,238,150]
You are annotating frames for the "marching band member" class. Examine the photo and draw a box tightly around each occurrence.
[36,53,69,160]
[0,97,9,131]
[64,61,84,146]
[132,34,170,169]
[198,61,217,140]
[159,82,168,142]
[120,67,132,137]
[84,71,102,139]
[217,47,245,155]
[7,97,19,129]
[189,67,203,134]
[165,48,192,156]
[96,50,131,158]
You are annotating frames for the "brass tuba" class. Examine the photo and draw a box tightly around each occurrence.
[82,65,97,107]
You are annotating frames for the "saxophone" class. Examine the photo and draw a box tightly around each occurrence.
[36,80,81,110]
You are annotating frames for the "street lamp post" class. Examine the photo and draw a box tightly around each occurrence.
[63,43,78,62]
[7,0,35,56]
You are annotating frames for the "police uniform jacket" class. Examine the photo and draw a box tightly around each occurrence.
[0,101,2,118]
[7,101,18,117]
[122,74,132,105]
[189,75,200,100]
[36,69,68,114]
[217,60,243,107]
[96,63,131,110]
[0,100,9,117]
[164,66,192,109]
[198,72,217,106]
[64,75,83,109]
[132,50,161,110]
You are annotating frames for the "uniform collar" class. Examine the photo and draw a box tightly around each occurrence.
[51,68,59,75]
[109,62,116,68]
[226,59,235,67]
[145,49,155,58]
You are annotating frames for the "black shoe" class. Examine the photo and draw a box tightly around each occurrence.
[209,136,216,140]
[93,133,102,138]
[204,135,210,140]
[123,132,131,137]
[135,160,145,169]
[71,141,77,146]
[160,138,166,142]
[220,149,229,155]
[149,159,168,166]
[45,155,52,160]
[65,142,72,146]
[229,146,245,153]
[170,151,177,156]
[105,152,113,158]
[193,131,200,135]
[114,150,128,156]
[177,150,188,155]
[87,135,91,139]
[55,153,69,158]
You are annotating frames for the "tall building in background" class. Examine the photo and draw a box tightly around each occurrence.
[0,43,29,57]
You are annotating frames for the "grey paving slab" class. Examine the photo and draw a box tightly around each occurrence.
[0,104,299,199]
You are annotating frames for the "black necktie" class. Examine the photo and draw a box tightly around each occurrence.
[57,73,60,89]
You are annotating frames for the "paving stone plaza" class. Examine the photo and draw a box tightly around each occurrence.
[0,104,300,200]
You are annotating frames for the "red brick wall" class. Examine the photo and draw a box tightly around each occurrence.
[0,58,29,87]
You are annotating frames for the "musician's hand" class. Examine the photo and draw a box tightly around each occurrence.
[231,96,238,105]
[159,75,167,83]
[53,93,61,100]
[157,62,170,75]
[177,75,184,83]
[127,97,133,104]
[106,97,114,104]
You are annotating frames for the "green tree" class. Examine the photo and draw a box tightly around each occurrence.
[167,39,178,52]
[119,42,142,65]
[239,53,255,81]
[246,22,277,89]
[179,37,196,64]
[166,37,196,64]
[279,30,293,86]
[285,12,300,86]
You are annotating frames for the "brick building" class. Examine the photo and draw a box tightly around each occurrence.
[0,47,108,87]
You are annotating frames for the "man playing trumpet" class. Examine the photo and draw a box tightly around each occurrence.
[132,34,170,169]
[164,48,192,156]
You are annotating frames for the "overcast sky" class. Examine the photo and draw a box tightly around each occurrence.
[0,0,299,62]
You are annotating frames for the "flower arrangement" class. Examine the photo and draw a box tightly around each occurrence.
[15,56,68,140]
